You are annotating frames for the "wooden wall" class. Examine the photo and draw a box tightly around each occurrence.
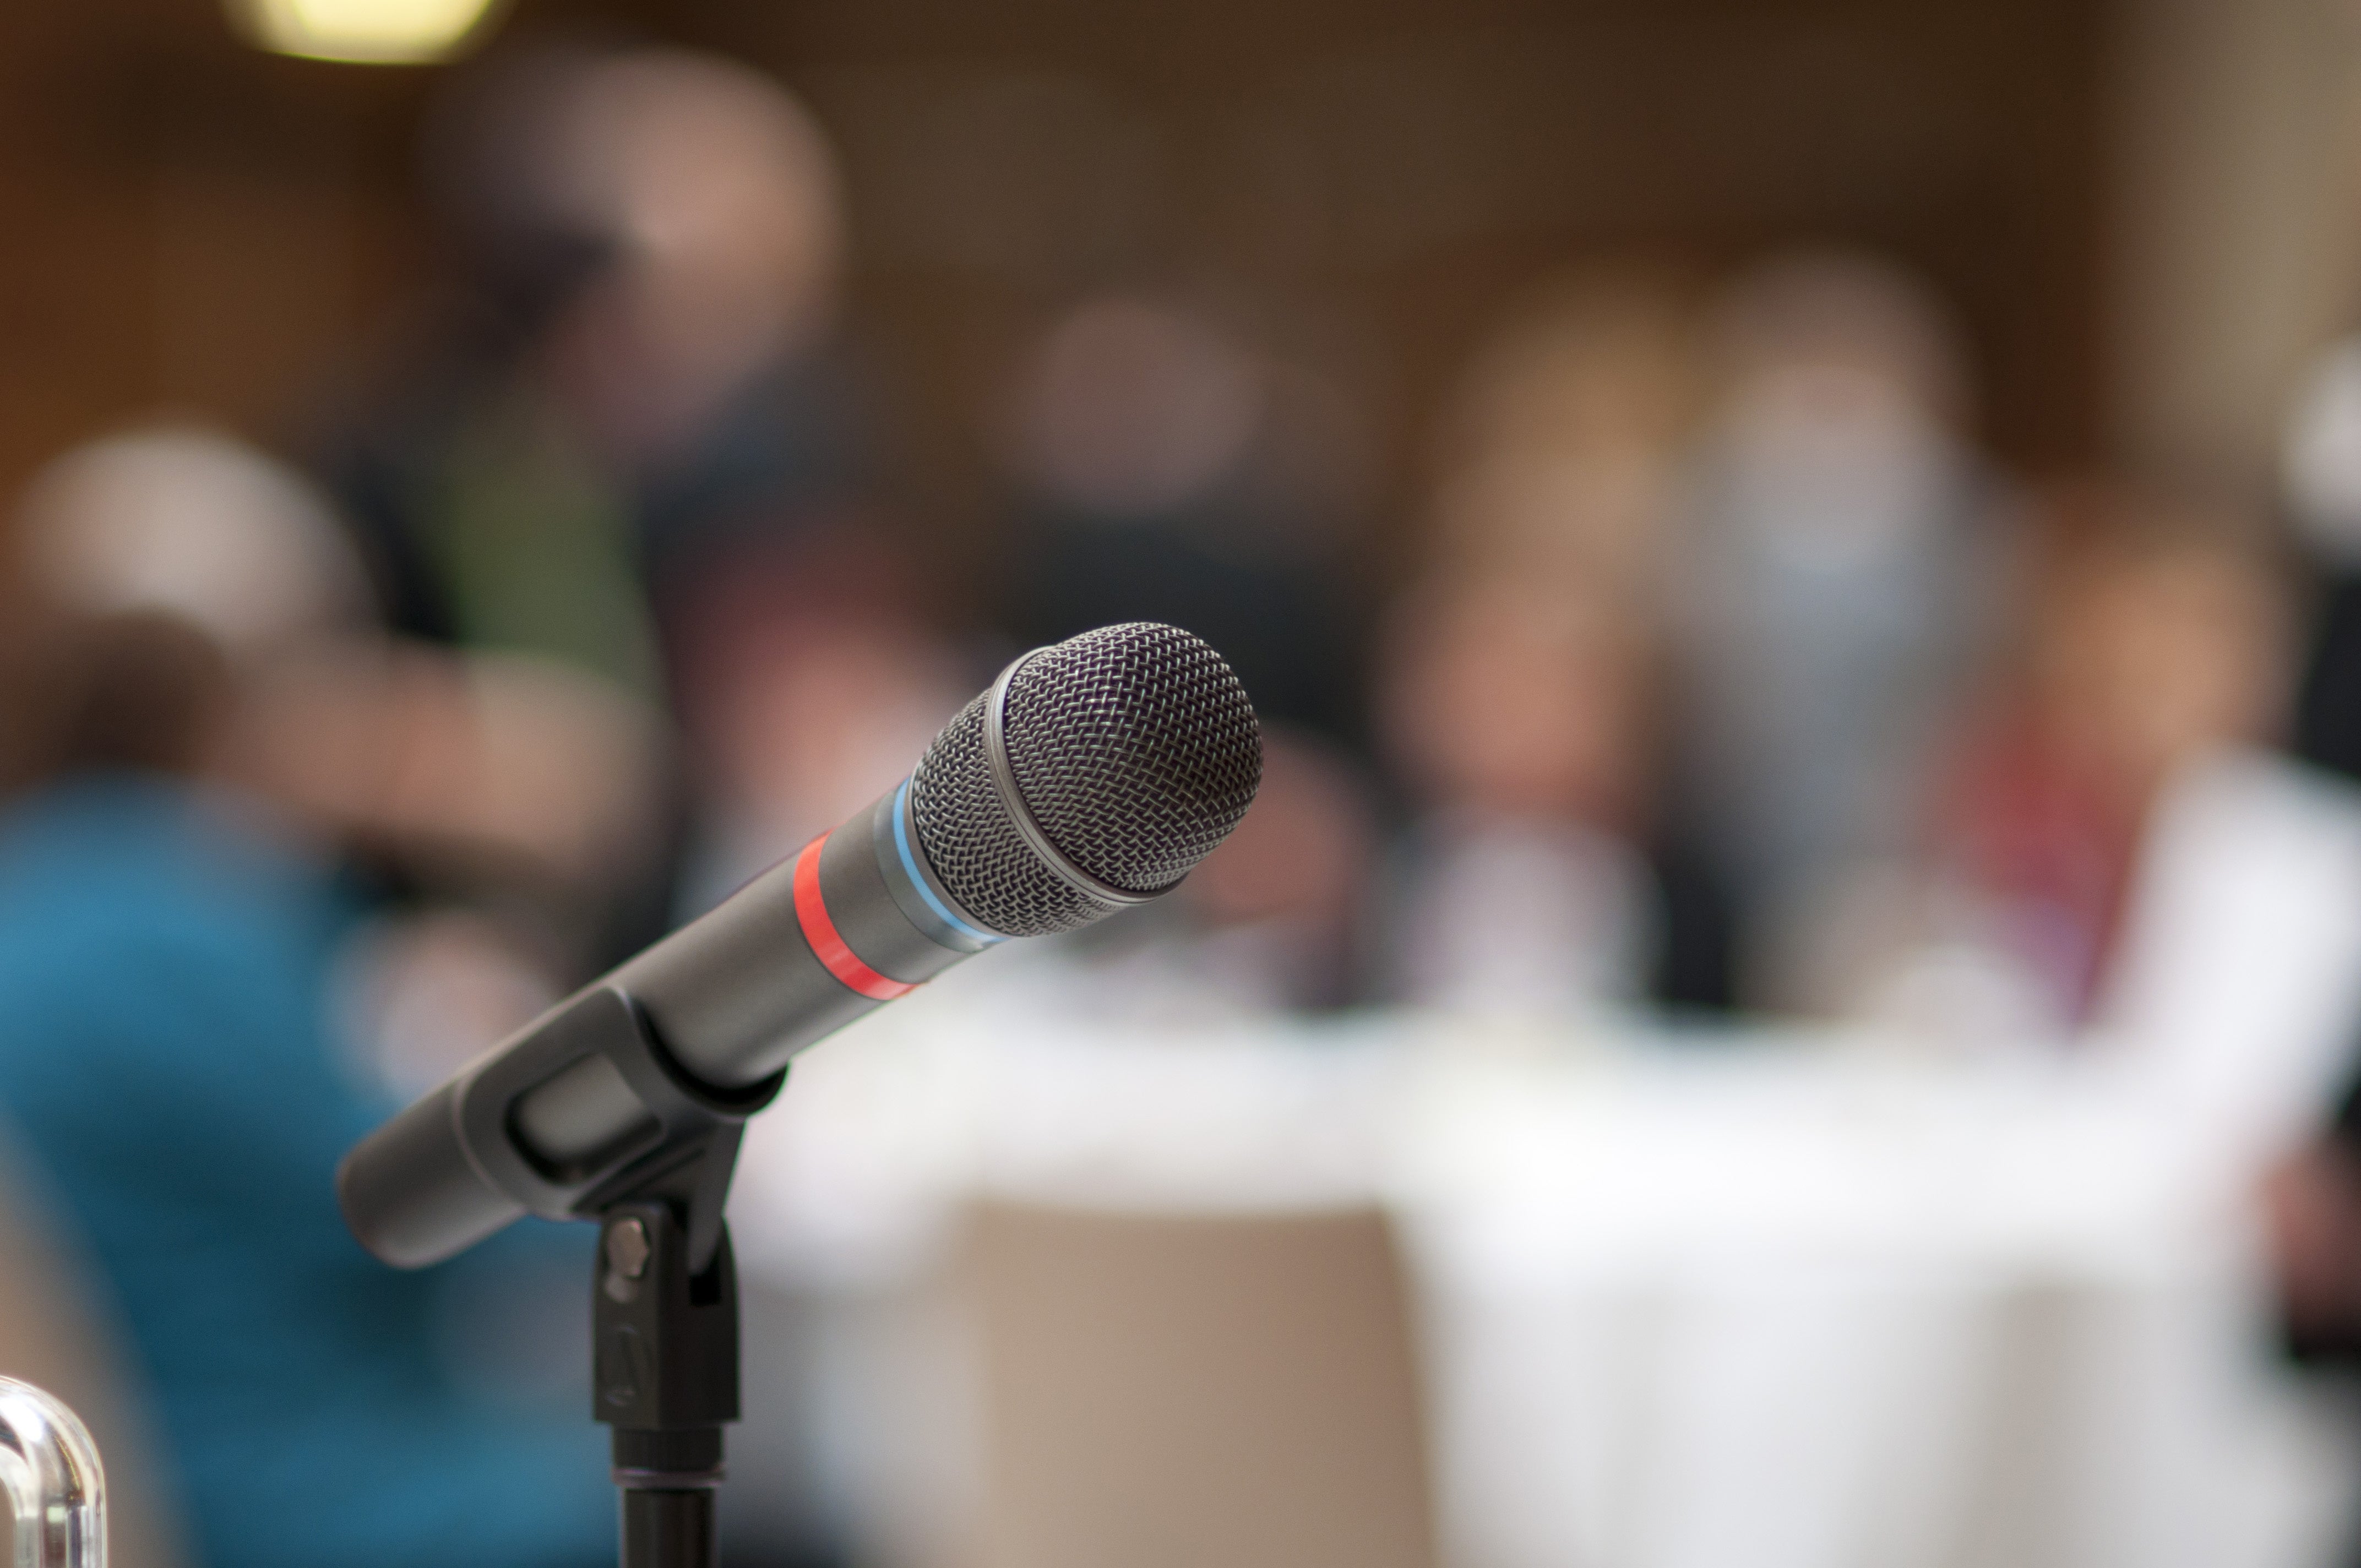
[0,0,2109,557]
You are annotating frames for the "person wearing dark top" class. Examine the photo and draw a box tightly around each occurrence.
[312,45,876,705]
[0,775,611,1568]
[309,46,881,978]
[0,603,608,1568]
[995,293,1371,752]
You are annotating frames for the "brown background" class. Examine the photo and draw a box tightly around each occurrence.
[0,0,2109,558]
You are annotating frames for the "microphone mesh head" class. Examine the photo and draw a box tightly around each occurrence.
[910,623,1263,936]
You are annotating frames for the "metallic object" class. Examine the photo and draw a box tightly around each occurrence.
[0,1378,105,1567]
[914,622,1261,934]
[339,623,1263,1269]
[333,623,1264,1568]
[607,1217,652,1282]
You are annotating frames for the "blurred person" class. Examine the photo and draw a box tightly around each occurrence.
[2268,1081,2361,1371]
[1905,487,2290,1035]
[1669,249,2006,1011]
[1412,267,1736,1010]
[1859,493,2361,1403]
[2268,343,2361,1394]
[0,429,623,1568]
[20,428,667,1003]
[980,288,1396,1016]
[996,291,1369,748]
[2285,336,2361,781]
[1377,571,1705,1018]
[1436,266,1702,479]
[318,43,870,707]
[1428,264,1705,598]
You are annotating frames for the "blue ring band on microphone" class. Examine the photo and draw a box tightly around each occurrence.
[893,778,1005,946]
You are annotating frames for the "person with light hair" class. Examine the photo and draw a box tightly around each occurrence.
[0,428,628,1568]
[319,42,871,707]
[1376,572,1674,1018]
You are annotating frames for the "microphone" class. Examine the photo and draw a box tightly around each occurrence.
[337,622,1262,1267]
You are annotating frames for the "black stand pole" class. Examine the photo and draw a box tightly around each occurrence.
[591,1147,744,1568]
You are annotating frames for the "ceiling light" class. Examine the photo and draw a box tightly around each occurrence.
[230,0,504,65]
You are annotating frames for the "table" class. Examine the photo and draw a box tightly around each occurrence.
[725,992,2361,1568]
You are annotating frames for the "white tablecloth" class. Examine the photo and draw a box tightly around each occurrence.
[725,999,2361,1568]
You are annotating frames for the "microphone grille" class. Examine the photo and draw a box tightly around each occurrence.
[911,623,1262,936]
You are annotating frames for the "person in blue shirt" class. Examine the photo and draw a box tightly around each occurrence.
[0,446,614,1565]
[0,769,611,1567]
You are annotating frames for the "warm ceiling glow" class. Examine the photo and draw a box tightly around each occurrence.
[231,0,503,64]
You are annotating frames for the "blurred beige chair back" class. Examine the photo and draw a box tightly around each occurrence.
[0,1141,190,1568]
[955,1200,1437,1568]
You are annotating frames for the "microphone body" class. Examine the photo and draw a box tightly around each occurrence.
[339,623,1261,1267]
[340,783,977,1267]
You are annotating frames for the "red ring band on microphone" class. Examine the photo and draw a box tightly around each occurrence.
[793,836,917,1001]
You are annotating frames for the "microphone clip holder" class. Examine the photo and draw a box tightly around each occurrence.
[594,1181,741,1568]
[543,988,778,1568]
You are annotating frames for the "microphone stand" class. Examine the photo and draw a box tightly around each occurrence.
[591,1128,747,1568]
[371,982,784,1566]
[501,988,779,1568]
